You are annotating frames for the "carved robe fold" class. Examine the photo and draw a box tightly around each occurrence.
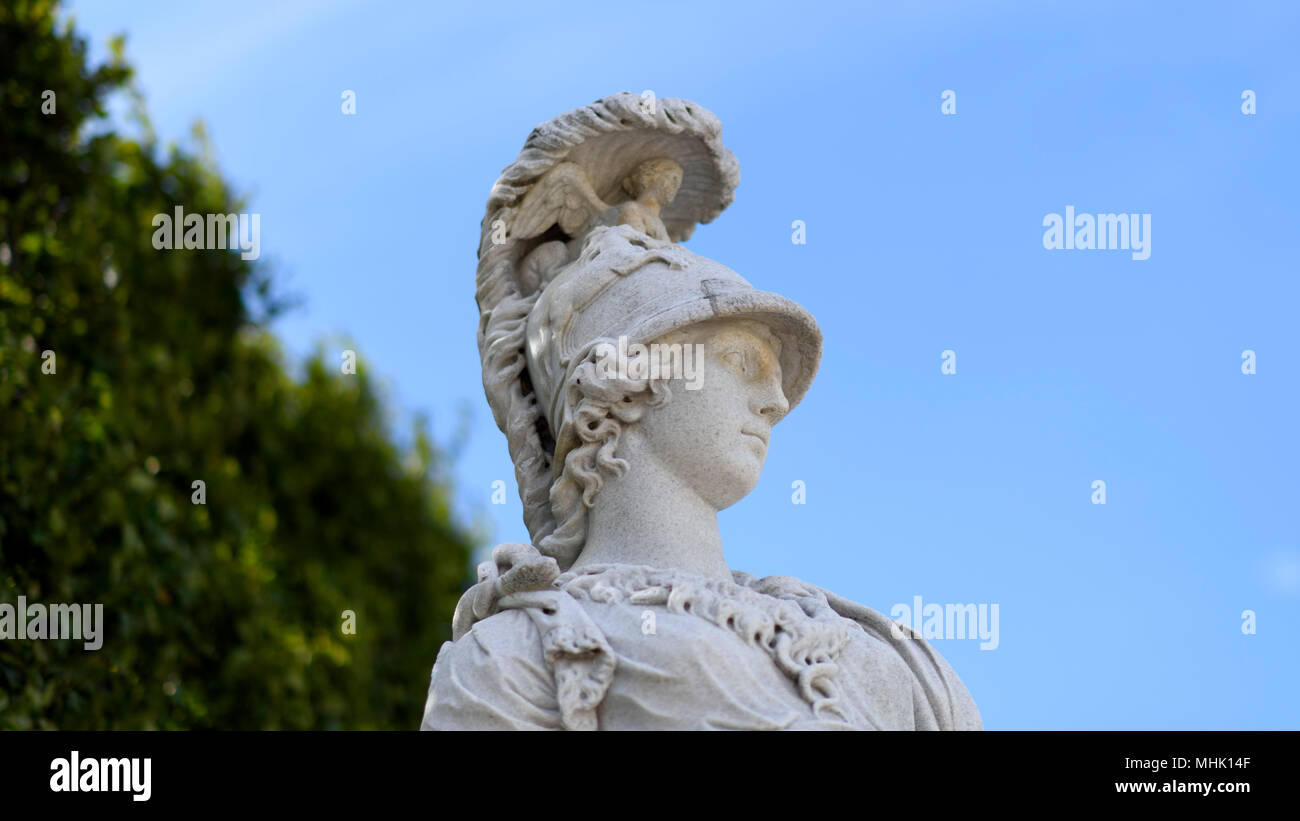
[421,563,981,731]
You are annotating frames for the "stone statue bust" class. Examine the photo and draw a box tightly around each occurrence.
[421,93,981,731]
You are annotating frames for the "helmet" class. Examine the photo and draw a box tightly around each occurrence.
[526,225,821,475]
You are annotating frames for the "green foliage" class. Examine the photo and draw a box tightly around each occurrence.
[0,0,475,728]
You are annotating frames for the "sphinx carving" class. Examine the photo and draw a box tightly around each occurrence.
[421,92,982,730]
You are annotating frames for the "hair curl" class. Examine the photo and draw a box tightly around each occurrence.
[539,347,673,569]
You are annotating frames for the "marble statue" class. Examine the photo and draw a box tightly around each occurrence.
[421,93,982,730]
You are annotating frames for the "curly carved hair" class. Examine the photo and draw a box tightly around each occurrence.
[538,347,673,570]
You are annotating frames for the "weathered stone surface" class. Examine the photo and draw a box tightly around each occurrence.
[423,92,981,731]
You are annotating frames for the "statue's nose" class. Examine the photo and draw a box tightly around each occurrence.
[756,379,790,422]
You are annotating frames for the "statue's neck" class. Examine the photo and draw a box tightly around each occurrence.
[571,451,730,582]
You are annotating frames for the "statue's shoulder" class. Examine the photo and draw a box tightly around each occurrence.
[812,583,984,731]
[447,606,542,657]
[421,608,561,731]
[423,550,618,731]
[716,570,979,729]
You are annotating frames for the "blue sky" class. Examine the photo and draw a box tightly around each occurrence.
[64,0,1299,729]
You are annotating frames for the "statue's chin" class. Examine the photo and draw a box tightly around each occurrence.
[701,467,763,511]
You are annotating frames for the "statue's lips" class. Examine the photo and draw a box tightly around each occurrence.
[740,429,769,448]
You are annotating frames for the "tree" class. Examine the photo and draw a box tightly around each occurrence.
[0,0,475,729]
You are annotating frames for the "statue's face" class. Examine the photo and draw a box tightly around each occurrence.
[654,163,683,205]
[631,320,789,510]
[630,159,682,205]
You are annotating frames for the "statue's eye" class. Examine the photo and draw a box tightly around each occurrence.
[721,349,751,377]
